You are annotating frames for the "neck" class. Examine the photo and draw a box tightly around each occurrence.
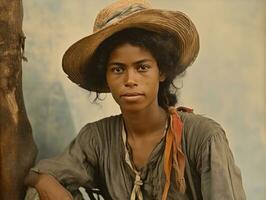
[121,104,168,138]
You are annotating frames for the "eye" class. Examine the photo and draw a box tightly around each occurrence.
[110,65,124,74]
[137,63,150,72]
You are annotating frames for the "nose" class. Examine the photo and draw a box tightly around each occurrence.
[124,68,138,88]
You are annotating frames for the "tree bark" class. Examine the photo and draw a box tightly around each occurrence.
[0,0,37,199]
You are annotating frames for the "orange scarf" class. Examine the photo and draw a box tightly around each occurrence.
[162,107,193,199]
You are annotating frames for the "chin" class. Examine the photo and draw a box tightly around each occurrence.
[119,103,147,113]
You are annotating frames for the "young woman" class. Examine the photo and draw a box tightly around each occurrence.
[25,0,246,199]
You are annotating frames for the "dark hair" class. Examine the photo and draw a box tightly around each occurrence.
[87,28,183,110]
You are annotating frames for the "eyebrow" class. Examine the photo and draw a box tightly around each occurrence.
[108,59,153,66]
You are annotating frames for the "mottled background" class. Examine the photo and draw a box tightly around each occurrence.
[22,0,265,199]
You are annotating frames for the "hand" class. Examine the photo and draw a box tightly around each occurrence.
[35,174,73,200]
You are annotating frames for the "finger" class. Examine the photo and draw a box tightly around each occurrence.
[39,191,49,200]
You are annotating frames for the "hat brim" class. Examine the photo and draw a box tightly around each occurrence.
[62,9,200,92]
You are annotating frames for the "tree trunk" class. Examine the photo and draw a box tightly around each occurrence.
[0,0,38,199]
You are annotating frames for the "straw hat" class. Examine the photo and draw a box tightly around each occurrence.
[62,0,200,92]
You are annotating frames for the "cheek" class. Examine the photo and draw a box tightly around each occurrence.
[150,73,161,88]
[106,72,114,90]
[106,76,120,100]
[146,77,160,97]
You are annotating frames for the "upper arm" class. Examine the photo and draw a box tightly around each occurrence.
[31,123,100,190]
[197,128,246,200]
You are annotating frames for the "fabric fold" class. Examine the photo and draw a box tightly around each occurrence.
[162,107,187,200]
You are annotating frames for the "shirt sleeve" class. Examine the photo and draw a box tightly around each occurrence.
[31,123,100,195]
[24,187,85,200]
[198,130,246,200]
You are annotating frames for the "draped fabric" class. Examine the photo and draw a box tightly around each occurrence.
[162,107,191,199]
[25,109,246,200]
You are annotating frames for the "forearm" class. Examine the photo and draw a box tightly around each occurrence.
[24,171,63,189]
[24,171,74,200]
[24,171,42,187]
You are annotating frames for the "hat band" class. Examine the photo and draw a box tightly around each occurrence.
[94,5,148,32]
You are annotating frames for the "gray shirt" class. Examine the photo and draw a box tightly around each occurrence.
[29,111,246,199]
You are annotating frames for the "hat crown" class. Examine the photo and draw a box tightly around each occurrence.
[93,0,152,32]
[63,0,199,92]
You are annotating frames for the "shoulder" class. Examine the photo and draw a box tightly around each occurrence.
[79,114,122,134]
[178,111,227,147]
[77,114,122,145]
[178,111,231,168]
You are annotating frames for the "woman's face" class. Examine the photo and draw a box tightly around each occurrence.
[106,43,165,113]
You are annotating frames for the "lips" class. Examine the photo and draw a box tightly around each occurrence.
[120,92,144,101]
[121,92,143,96]
[121,92,144,97]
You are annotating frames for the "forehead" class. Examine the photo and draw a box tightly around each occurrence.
[108,43,155,62]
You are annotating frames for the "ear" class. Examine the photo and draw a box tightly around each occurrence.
[159,72,166,82]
